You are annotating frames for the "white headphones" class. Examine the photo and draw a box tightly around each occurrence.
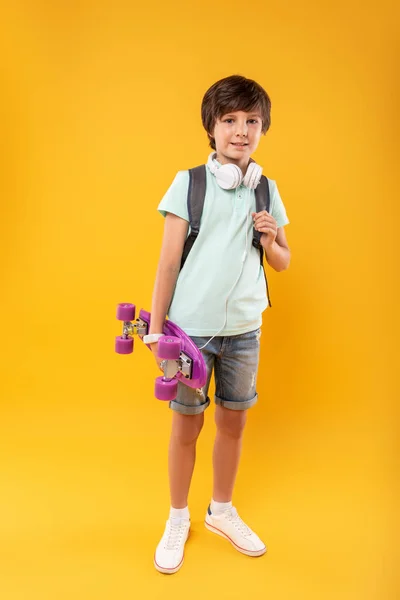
[207,152,263,190]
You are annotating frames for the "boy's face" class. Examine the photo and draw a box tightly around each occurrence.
[211,109,263,167]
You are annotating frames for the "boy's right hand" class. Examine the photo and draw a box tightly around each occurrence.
[149,342,164,372]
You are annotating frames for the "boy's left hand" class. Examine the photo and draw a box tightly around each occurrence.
[252,211,278,247]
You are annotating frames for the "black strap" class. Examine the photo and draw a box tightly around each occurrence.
[253,175,272,307]
[252,175,271,250]
[180,165,206,271]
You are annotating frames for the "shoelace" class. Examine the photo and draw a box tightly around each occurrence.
[164,521,188,550]
[223,507,253,537]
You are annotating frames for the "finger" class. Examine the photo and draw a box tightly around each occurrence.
[255,221,277,232]
[258,227,277,236]
[254,218,276,234]
[253,211,269,220]
[253,210,270,220]
[254,214,275,225]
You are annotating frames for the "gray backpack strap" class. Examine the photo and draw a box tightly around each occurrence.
[180,165,207,271]
[252,175,271,250]
[253,176,272,307]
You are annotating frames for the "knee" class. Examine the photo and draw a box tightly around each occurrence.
[171,412,204,445]
[215,406,247,440]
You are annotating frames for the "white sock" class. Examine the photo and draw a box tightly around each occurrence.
[169,506,190,522]
[211,499,232,514]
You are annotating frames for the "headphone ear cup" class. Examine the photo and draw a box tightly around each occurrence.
[243,162,263,189]
[215,164,243,190]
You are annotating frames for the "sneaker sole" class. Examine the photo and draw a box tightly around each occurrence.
[204,519,267,557]
[153,555,184,574]
[153,530,190,574]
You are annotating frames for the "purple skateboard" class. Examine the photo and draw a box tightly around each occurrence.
[115,303,207,402]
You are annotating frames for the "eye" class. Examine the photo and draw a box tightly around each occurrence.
[248,119,259,124]
[224,119,234,123]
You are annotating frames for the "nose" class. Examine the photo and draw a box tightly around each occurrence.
[235,120,248,137]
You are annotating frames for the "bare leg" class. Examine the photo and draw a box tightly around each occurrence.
[168,412,204,508]
[212,405,247,502]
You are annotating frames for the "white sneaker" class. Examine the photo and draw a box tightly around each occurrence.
[205,505,267,557]
[154,518,190,574]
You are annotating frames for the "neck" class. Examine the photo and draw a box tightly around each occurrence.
[215,152,250,176]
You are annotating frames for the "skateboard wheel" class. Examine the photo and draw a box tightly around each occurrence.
[155,377,178,401]
[158,336,181,360]
[116,303,135,321]
[115,336,134,354]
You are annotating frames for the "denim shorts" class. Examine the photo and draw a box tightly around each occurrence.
[170,328,262,415]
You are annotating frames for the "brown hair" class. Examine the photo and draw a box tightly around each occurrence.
[201,75,271,150]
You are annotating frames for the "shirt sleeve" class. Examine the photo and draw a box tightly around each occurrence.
[158,170,190,221]
[268,179,289,228]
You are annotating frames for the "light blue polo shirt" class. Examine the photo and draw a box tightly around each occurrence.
[158,162,289,336]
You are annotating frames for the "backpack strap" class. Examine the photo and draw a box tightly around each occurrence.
[180,165,207,271]
[252,175,271,249]
[253,175,272,307]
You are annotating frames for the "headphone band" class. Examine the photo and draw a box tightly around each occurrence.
[207,152,262,190]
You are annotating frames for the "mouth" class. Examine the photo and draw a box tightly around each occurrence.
[231,143,248,147]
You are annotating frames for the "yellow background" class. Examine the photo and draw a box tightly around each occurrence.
[0,1,398,599]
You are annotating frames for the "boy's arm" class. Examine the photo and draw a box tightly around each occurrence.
[149,213,189,334]
[262,226,291,272]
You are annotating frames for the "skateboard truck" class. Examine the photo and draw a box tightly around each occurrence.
[121,316,148,340]
[159,353,192,380]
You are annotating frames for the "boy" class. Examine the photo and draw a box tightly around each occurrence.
[147,75,290,574]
